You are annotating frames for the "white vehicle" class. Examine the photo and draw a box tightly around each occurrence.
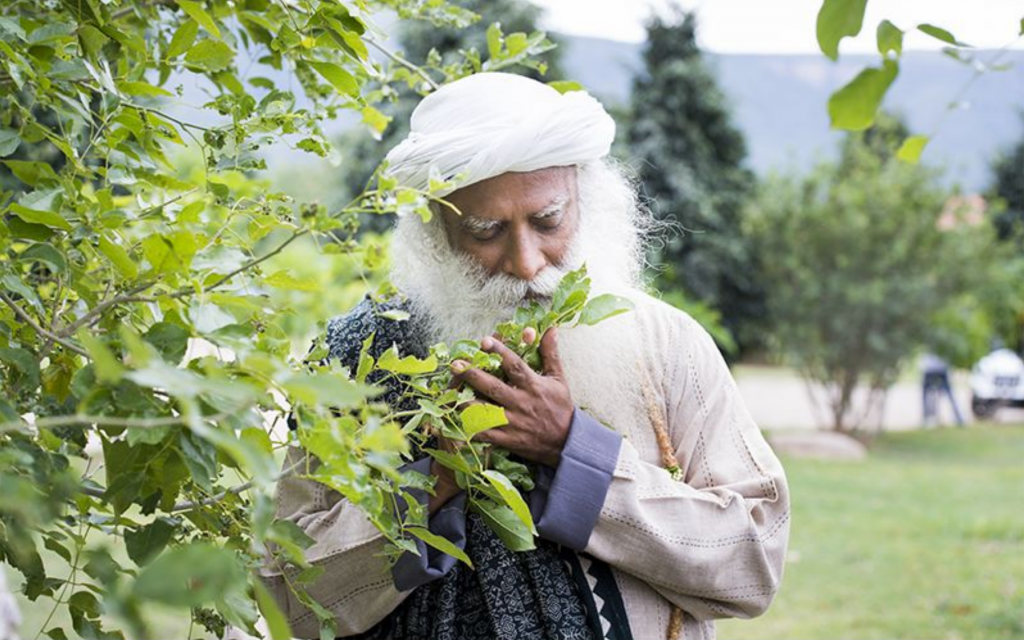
[970,348,1024,419]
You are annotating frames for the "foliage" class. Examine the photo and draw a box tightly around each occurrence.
[815,0,1022,160]
[304,265,632,557]
[0,1,561,638]
[988,116,1024,250]
[748,116,1004,431]
[625,7,761,357]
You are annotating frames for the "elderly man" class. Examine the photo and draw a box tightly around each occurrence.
[264,73,789,640]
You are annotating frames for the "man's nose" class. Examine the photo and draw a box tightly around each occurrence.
[502,231,546,282]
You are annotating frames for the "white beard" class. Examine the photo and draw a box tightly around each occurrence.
[388,160,651,424]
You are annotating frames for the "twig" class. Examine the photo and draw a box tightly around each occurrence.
[365,38,440,91]
[0,291,89,357]
[58,280,159,338]
[0,411,229,434]
[171,459,304,512]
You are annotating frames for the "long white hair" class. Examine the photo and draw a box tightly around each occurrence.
[389,159,654,345]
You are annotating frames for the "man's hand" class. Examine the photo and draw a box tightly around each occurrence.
[451,327,573,468]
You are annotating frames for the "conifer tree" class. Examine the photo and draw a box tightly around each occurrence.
[626,8,761,353]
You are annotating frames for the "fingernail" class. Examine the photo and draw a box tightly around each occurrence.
[451,360,467,373]
[480,337,493,349]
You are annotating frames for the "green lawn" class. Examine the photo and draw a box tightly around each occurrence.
[719,424,1024,640]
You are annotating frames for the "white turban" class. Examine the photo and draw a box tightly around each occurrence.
[384,72,615,197]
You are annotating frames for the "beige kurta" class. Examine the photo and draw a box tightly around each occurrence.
[261,291,791,640]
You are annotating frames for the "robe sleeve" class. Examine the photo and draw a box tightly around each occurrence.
[583,313,791,620]
[258,446,407,639]
[259,450,468,639]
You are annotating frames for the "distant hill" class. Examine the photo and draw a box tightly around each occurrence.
[558,34,1024,191]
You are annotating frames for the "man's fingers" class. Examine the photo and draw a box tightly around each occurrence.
[522,327,537,345]
[540,327,564,377]
[481,336,535,388]
[452,362,520,406]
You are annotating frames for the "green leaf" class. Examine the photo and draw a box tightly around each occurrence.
[816,0,867,60]
[134,543,246,607]
[176,0,221,38]
[378,309,410,322]
[876,20,903,57]
[578,294,634,326]
[827,59,898,131]
[547,80,584,94]
[407,527,473,567]
[423,447,474,474]
[20,242,66,274]
[3,160,59,186]
[917,23,968,47]
[355,333,374,384]
[144,322,189,364]
[78,24,110,58]
[185,39,233,72]
[67,591,101,618]
[76,333,124,383]
[254,580,293,640]
[178,430,219,490]
[359,421,407,454]
[281,371,379,407]
[360,106,391,138]
[377,345,438,375]
[1,274,42,311]
[264,270,320,292]
[125,518,176,566]
[473,499,535,552]
[308,61,359,97]
[459,403,507,439]
[166,19,198,58]
[9,202,71,230]
[481,470,536,535]
[97,234,138,279]
[189,302,236,333]
[119,81,173,98]
[896,135,929,164]
[486,22,503,59]
[0,128,21,156]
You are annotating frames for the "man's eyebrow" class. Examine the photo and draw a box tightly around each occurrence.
[458,196,568,232]
[459,215,503,233]
[531,196,568,219]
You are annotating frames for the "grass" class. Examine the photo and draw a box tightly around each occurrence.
[719,424,1024,640]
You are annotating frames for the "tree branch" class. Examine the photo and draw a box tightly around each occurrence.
[171,460,304,512]
[0,411,229,434]
[0,291,89,358]
[366,38,440,91]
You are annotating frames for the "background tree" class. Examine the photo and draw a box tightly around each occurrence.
[749,115,1004,431]
[983,116,1024,352]
[989,116,1024,248]
[625,7,762,356]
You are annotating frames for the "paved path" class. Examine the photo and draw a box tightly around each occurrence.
[733,365,1024,431]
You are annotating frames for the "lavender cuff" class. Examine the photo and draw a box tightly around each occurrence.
[528,408,622,551]
[391,457,467,592]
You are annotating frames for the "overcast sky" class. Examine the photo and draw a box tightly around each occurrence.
[529,0,1024,53]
